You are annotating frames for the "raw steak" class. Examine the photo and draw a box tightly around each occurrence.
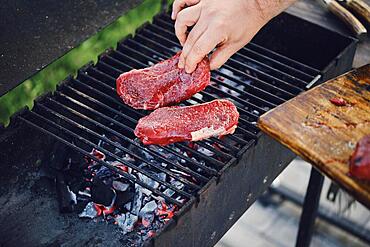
[134,99,239,145]
[116,52,210,110]
[349,135,370,180]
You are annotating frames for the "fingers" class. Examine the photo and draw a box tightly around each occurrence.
[209,45,234,70]
[178,20,206,67]
[172,0,200,20]
[174,4,201,46]
[181,29,222,73]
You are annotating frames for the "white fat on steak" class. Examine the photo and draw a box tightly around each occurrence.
[190,125,237,142]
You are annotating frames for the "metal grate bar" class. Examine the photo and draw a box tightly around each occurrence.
[58,84,217,177]
[81,68,240,164]
[81,71,235,158]
[246,42,320,75]
[78,73,142,119]
[145,23,304,94]
[19,115,185,206]
[94,61,229,168]
[28,108,194,199]
[81,66,230,168]
[101,53,258,143]
[130,34,293,102]
[76,73,239,160]
[239,47,315,81]
[118,37,259,119]
[60,85,213,178]
[127,33,294,108]
[118,43,278,109]
[116,39,260,136]
[212,69,292,101]
[153,16,316,81]
[107,50,262,119]
[16,11,329,212]
[135,30,298,100]
[151,18,309,87]
[123,38,289,104]
[96,50,258,138]
[36,102,202,189]
[224,57,307,89]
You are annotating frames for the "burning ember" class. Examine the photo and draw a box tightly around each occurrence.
[52,135,222,243]
[77,143,183,241]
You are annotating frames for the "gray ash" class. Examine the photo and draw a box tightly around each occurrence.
[49,135,220,244]
[74,142,180,243]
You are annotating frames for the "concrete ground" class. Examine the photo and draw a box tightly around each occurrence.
[216,159,370,247]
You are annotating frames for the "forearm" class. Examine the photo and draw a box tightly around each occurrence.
[252,0,297,22]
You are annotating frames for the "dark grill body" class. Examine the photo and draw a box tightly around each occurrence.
[0,11,357,247]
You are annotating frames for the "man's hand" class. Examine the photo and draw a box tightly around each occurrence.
[172,0,296,73]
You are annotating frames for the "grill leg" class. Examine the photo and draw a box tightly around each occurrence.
[295,167,324,247]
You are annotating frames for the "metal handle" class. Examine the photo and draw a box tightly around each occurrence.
[346,0,370,25]
[327,0,367,39]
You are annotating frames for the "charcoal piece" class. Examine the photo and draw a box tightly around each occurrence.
[141,213,154,227]
[132,185,144,214]
[156,172,167,182]
[115,214,126,228]
[115,190,135,208]
[171,180,184,190]
[197,146,214,157]
[56,171,76,213]
[113,180,130,191]
[79,202,99,218]
[95,166,115,182]
[140,201,157,215]
[149,145,176,161]
[124,202,132,211]
[163,188,175,197]
[91,177,115,207]
[128,143,155,162]
[138,173,159,190]
[119,213,138,234]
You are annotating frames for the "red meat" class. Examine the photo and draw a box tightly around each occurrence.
[116,52,210,110]
[330,98,347,106]
[134,99,239,145]
[349,135,370,180]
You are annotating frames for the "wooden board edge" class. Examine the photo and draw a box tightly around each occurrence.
[258,116,370,209]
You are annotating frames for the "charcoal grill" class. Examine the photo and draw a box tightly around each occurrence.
[0,9,357,247]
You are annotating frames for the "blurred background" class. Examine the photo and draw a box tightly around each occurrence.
[0,0,164,126]
[0,0,369,246]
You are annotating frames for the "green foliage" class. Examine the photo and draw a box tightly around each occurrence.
[0,0,165,126]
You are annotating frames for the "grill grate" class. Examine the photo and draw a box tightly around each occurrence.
[19,12,322,208]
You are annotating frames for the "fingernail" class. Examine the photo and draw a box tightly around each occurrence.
[171,11,175,20]
[185,65,192,74]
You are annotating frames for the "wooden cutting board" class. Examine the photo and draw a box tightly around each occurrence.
[258,64,370,208]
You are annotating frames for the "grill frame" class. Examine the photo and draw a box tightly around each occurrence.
[0,10,358,247]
